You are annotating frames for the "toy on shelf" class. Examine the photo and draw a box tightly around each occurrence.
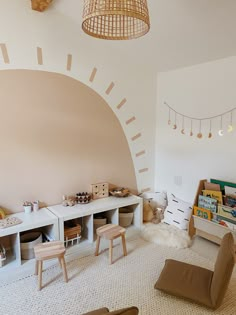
[23,201,32,214]
[76,192,91,204]
[109,187,130,198]
[0,208,6,220]
[62,195,77,207]
[0,216,22,229]
[91,182,109,199]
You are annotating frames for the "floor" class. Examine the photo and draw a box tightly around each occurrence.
[0,228,220,287]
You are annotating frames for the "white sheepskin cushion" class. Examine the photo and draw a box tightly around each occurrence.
[163,194,192,230]
[141,223,191,249]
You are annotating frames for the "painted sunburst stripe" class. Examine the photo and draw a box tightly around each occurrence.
[0,43,10,64]
[37,47,43,65]
[131,133,141,141]
[89,67,97,82]
[67,54,72,71]
[136,150,146,157]
[117,98,127,109]
[105,82,115,95]
[126,116,136,125]
[141,187,151,193]
[139,168,148,173]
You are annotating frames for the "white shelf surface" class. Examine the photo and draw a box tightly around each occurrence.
[48,195,142,221]
[0,208,58,237]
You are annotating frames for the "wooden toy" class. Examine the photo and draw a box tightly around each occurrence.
[91,182,109,199]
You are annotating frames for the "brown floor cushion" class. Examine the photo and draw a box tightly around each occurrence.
[82,306,138,315]
[155,259,213,307]
[155,232,235,309]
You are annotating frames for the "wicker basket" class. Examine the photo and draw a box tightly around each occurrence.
[94,217,107,232]
[119,208,134,227]
[20,231,42,260]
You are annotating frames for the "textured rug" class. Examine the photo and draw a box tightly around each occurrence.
[1,238,235,315]
[141,223,191,249]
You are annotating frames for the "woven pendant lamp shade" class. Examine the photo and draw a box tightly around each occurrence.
[82,0,150,40]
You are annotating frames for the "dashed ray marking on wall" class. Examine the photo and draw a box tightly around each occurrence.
[105,82,115,95]
[136,150,146,157]
[126,116,136,125]
[0,44,10,64]
[131,133,141,141]
[37,47,43,65]
[141,187,151,193]
[117,98,127,109]
[139,168,149,173]
[89,67,97,82]
[67,54,72,71]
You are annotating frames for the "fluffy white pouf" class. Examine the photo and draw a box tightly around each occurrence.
[141,222,191,249]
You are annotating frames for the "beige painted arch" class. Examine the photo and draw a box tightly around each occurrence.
[0,44,152,194]
[0,69,138,212]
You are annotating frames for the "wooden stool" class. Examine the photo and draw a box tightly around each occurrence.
[95,224,127,264]
[34,241,68,291]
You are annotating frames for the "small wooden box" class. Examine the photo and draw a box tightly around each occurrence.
[193,206,212,220]
[91,182,109,199]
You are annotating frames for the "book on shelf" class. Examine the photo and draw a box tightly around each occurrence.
[193,206,212,220]
[218,204,236,222]
[224,195,236,208]
[204,181,220,191]
[202,189,223,204]
[225,186,236,197]
[198,195,217,212]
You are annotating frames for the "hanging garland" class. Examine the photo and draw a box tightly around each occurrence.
[165,101,235,138]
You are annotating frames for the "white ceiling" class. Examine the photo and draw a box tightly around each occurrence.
[52,0,236,72]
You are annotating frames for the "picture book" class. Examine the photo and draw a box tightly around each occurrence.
[225,186,236,197]
[202,190,223,204]
[198,195,217,212]
[218,204,236,222]
[224,195,236,208]
[193,206,212,220]
[204,182,220,191]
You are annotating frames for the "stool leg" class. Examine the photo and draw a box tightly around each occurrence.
[38,260,43,291]
[121,234,127,256]
[95,236,101,256]
[109,239,113,264]
[35,260,39,275]
[58,257,62,269]
[60,255,68,283]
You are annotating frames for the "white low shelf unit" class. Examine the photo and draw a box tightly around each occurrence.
[0,208,59,272]
[47,195,143,244]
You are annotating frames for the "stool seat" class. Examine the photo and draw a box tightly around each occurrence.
[97,224,126,239]
[34,241,68,290]
[95,224,127,264]
[34,241,65,260]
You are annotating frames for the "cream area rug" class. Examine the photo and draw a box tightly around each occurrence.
[142,223,191,249]
[0,238,235,315]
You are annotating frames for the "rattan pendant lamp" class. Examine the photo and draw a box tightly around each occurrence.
[82,0,150,40]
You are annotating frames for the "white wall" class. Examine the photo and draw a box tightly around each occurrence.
[156,56,236,202]
[0,0,157,200]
